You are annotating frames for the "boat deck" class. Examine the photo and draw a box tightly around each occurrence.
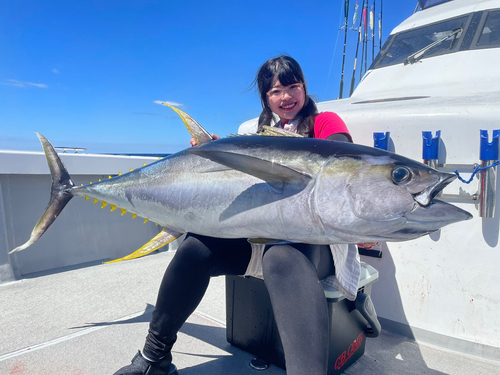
[1,250,499,375]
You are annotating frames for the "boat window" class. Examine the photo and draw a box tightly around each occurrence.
[476,10,500,48]
[418,0,453,10]
[370,15,469,69]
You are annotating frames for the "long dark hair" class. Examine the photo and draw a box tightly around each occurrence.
[254,55,318,137]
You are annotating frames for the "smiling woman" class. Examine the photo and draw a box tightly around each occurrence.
[266,82,305,121]
[254,55,352,142]
[255,55,315,136]
[114,55,358,375]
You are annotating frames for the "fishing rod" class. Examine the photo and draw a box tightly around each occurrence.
[371,0,375,62]
[379,0,383,50]
[363,0,368,77]
[339,0,350,99]
[359,0,367,79]
[349,0,366,96]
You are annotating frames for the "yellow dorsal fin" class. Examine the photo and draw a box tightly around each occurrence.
[110,205,117,211]
[101,202,108,208]
[160,102,213,146]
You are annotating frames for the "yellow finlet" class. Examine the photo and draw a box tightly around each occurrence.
[110,205,117,211]
[119,172,122,175]
[93,198,98,204]
[108,176,112,179]
[85,196,89,200]
[143,163,146,166]
[98,179,101,182]
[120,208,127,215]
[130,168,134,172]
[132,214,137,219]
[144,218,149,224]
[101,202,108,208]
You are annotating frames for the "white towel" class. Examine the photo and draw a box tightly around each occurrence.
[323,244,361,301]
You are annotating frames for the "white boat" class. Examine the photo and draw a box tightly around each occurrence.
[315,0,500,361]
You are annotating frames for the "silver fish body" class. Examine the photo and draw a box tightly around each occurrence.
[10,133,472,255]
[66,135,470,245]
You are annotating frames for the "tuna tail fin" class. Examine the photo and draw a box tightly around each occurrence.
[9,133,75,254]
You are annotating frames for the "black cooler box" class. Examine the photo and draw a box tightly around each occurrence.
[226,262,379,374]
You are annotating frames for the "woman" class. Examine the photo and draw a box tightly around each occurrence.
[114,55,365,375]
[253,55,351,142]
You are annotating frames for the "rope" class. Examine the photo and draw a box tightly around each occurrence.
[454,161,500,184]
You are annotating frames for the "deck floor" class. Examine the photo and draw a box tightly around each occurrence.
[1,250,499,375]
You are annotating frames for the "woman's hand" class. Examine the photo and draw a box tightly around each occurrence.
[190,134,220,147]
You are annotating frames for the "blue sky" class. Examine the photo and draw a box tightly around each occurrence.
[0,0,418,154]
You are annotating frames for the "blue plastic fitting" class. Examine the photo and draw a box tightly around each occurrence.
[480,129,500,161]
[422,131,441,160]
[373,132,390,150]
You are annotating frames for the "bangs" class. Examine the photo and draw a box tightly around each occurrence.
[257,55,307,102]
[273,59,304,86]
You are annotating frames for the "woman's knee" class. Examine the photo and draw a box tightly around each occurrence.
[175,234,215,266]
[262,245,311,278]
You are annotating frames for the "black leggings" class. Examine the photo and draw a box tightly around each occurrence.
[143,233,334,375]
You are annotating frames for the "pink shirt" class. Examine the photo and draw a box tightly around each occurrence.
[314,112,352,141]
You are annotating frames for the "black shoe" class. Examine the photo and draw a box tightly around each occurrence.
[113,351,178,375]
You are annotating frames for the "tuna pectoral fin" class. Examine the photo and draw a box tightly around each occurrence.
[105,228,183,263]
[9,133,75,254]
[160,102,213,146]
[187,149,312,191]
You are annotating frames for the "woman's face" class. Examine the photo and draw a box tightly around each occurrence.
[266,77,305,122]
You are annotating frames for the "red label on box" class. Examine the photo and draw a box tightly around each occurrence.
[334,332,364,370]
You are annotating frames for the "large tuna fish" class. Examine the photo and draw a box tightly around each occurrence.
[10,129,472,261]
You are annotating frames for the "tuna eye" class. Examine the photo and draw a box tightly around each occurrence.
[392,167,411,184]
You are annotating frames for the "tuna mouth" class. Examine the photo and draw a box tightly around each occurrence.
[413,173,456,207]
[403,199,472,235]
